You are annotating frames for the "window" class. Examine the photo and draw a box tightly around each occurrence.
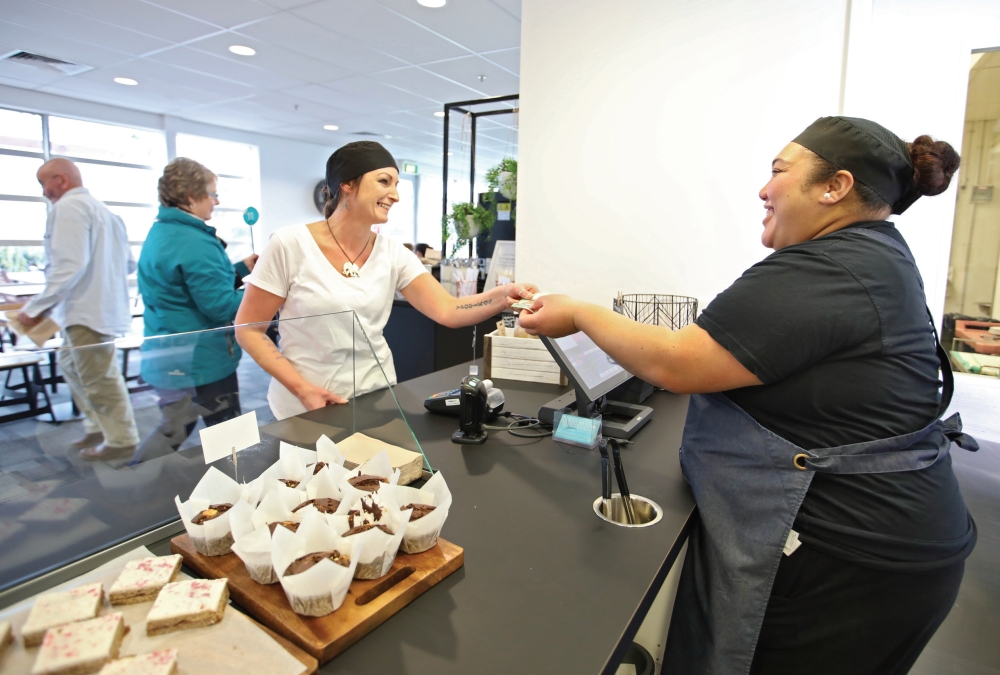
[174,134,260,258]
[0,108,46,245]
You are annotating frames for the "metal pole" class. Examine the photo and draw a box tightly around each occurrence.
[469,113,476,258]
[442,107,450,257]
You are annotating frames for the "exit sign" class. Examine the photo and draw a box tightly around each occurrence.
[402,162,418,174]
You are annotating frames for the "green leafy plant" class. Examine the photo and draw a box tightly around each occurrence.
[484,158,517,203]
[445,201,495,250]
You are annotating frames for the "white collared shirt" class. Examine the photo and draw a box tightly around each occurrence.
[23,187,135,335]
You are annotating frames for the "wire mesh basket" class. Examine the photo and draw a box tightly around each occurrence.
[613,293,699,330]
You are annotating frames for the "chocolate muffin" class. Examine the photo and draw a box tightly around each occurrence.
[283,550,350,577]
[402,503,437,522]
[191,503,233,525]
[277,479,300,489]
[292,498,340,514]
[267,521,300,534]
[307,462,327,475]
[347,474,388,492]
[344,522,393,537]
[347,498,384,529]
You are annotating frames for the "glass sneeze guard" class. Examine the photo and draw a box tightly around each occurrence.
[0,310,424,598]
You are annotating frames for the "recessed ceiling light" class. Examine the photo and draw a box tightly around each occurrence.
[418,0,446,7]
[229,45,255,56]
[433,111,445,117]
[114,77,137,86]
[323,124,339,131]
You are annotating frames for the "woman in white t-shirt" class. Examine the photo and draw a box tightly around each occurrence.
[235,141,533,420]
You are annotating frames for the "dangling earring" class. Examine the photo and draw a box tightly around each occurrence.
[824,192,831,200]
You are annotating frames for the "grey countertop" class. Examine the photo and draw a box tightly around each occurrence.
[149,363,695,674]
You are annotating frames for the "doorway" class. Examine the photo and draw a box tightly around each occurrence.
[943,49,1000,379]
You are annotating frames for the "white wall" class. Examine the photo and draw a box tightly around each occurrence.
[517,0,847,308]
[516,0,1000,324]
[0,84,332,246]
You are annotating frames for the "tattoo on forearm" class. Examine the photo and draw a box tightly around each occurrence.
[457,298,493,310]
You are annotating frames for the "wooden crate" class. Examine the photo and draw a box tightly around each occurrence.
[483,330,568,386]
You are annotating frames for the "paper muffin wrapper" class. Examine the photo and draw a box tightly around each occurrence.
[334,450,400,514]
[305,463,349,502]
[272,511,360,617]
[330,492,411,579]
[230,501,278,584]
[385,472,453,554]
[250,489,303,531]
[255,443,318,505]
[316,434,347,466]
[175,466,243,556]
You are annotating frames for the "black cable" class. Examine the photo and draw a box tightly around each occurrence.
[483,412,553,438]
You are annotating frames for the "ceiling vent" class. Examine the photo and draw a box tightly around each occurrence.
[0,51,92,76]
[351,131,382,137]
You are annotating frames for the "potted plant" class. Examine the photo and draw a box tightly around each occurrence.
[484,158,517,203]
[445,202,495,251]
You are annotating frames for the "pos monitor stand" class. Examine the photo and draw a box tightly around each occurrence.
[537,333,653,440]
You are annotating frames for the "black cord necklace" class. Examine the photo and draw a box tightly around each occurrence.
[326,219,371,278]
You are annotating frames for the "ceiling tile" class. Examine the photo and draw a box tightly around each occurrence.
[323,75,437,110]
[422,56,518,98]
[0,61,70,88]
[142,0,280,29]
[0,20,133,70]
[376,0,520,54]
[247,93,352,124]
[37,0,219,44]
[487,0,521,21]
[478,48,519,75]
[386,109,446,134]
[259,0,316,9]
[123,58,258,98]
[186,33,349,84]
[149,46,307,90]
[57,67,238,108]
[282,83,393,115]
[234,13,406,74]
[293,0,468,64]
[2,1,175,56]
[179,104,289,131]
[370,66,485,104]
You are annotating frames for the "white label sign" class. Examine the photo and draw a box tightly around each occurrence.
[199,410,260,464]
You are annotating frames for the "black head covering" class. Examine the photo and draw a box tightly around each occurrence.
[325,141,397,192]
[793,116,920,214]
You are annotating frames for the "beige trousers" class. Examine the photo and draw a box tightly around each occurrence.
[60,325,140,447]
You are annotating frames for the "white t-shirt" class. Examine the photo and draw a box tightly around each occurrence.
[245,224,428,420]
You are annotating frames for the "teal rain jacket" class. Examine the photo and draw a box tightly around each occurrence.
[137,206,251,389]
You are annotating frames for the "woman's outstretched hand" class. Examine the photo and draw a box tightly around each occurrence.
[514,293,579,337]
[296,383,349,411]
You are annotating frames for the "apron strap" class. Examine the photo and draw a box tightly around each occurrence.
[851,227,954,417]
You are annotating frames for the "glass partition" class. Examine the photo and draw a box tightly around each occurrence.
[0,310,425,594]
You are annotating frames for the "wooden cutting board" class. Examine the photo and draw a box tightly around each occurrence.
[171,534,464,664]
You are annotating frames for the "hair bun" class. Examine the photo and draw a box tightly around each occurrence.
[909,135,960,197]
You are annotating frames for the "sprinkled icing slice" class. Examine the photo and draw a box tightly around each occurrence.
[145,579,228,636]
[98,648,178,675]
[31,612,125,675]
[108,556,182,605]
[22,582,103,647]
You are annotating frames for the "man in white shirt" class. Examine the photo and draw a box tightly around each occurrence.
[18,158,140,459]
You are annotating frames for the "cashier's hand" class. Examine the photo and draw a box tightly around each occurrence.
[502,283,539,303]
[296,384,349,411]
[16,311,42,328]
[243,254,259,273]
[515,294,579,337]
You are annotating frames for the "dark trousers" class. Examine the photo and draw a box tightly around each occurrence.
[129,371,241,465]
[749,544,964,675]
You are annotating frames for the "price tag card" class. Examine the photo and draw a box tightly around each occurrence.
[199,410,260,464]
[553,411,602,449]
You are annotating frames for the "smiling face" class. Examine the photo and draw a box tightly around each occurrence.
[759,142,836,250]
[344,167,399,223]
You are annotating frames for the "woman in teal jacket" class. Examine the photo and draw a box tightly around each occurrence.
[132,157,257,463]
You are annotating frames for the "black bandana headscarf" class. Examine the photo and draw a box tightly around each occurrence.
[793,116,920,214]
[325,141,397,193]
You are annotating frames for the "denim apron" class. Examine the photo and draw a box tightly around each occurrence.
[662,228,978,674]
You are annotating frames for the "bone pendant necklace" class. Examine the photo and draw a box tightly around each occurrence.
[326,220,371,278]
